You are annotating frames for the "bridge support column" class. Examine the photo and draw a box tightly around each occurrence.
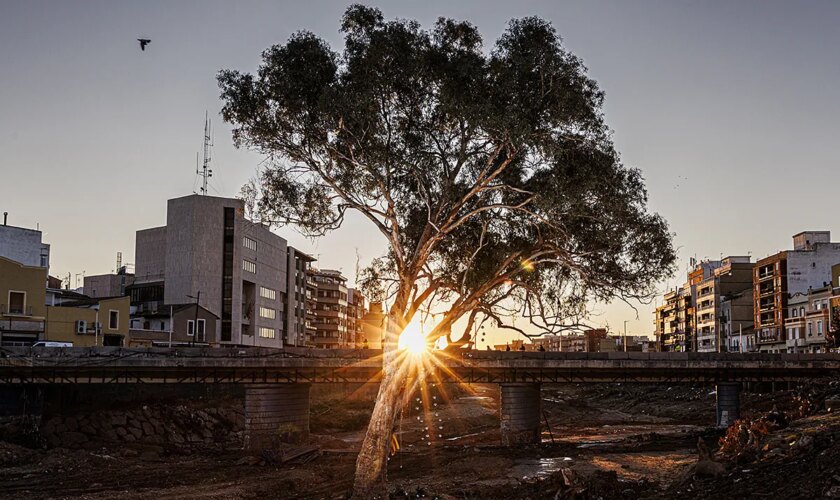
[716,382,740,428]
[244,384,310,452]
[500,383,541,446]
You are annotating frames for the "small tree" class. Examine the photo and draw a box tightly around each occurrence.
[219,6,675,497]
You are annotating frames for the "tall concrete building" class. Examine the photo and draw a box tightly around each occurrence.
[654,260,722,352]
[132,194,312,347]
[754,232,840,352]
[0,214,50,271]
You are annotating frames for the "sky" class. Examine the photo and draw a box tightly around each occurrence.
[2,0,840,348]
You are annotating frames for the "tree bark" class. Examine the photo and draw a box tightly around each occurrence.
[351,311,408,499]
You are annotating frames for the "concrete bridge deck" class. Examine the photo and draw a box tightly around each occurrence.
[1,347,839,384]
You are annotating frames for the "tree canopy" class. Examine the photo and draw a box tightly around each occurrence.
[219,6,676,495]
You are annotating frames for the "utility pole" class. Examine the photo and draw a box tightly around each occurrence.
[168,305,173,348]
[196,112,213,195]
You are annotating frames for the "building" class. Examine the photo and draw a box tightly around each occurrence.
[694,256,754,352]
[44,296,130,347]
[132,194,312,348]
[721,290,756,352]
[0,214,50,271]
[0,256,47,345]
[754,232,840,352]
[129,303,218,347]
[584,328,607,352]
[360,302,385,349]
[347,288,367,348]
[784,285,831,353]
[83,269,135,299]
[309,268,349,348]
[655,284,693,351]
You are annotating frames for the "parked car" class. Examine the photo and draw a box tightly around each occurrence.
[32,341,73,347]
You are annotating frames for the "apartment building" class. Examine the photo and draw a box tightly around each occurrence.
[784,286,831,353]
[655,284,693,352]
[694,256,753,352]
[309,269,350,348]
[721,290,756,352]
[132,194,311,348]
[347,288,367,348]
[754,232,840,352]
[0,215,50,271]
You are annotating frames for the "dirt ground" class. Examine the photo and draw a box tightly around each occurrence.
[0,380,835,499]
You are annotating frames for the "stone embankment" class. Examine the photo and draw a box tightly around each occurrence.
[38,404,245,451]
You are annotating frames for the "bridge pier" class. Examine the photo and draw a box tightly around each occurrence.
[716,382,741,428]
[500,383,541,446]
[244,384,310,452]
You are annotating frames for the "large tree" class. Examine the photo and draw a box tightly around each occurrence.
[219,5,675,497]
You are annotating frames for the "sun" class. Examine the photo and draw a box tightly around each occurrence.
[398,320,428,356]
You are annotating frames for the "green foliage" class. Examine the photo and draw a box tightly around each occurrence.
[219,5,676,336]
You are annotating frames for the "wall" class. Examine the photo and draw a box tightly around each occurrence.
[0,225,49,269]
[134,226,167,282]
[0,256,47,317]
[787,244,840,296]
[45,306,98,346]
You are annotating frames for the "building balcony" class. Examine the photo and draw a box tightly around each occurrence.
[785,317,806,327]
[311,335,343,345]
[0,304,34,317]
[757,272,775,282]
[758,334,783,344]
[806,335,827,345]
[786,338,807,348]
[758,288,775,298]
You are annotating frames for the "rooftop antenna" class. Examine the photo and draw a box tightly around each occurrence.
[116,251,122,272]
[196,111,213,195]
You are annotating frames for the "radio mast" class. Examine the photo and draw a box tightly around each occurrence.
[196,112,213,195]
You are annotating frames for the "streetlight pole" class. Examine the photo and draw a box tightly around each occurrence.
[623,320,628,353]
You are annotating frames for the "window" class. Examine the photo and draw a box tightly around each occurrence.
[818,320,824,335]
[243,236,257,251]
[109,310,119,330]
[242,259,256,274]
[258,327,275,339]
[808,323,813,337]
[259,307,276,320]
[8,291,25,314]
[188,320,194,336]
[260,287,276,300]
[196,319,206,340]
[159,321,165,331]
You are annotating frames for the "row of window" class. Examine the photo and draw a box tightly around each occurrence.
[260,286,276,300]
[258,327,275,339]
[243,236,257,251]
[259,306,276,320]
[243,259,256,274]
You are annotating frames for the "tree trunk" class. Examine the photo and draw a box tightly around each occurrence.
[351,311,407,499]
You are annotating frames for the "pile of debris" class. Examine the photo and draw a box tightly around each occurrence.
[238,444,322,467]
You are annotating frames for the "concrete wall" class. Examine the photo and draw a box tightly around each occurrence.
[787,243,840,296]
[84,274,134,298]
[45,297,130,346]
[0,225,49,269]
[134,226,167,282]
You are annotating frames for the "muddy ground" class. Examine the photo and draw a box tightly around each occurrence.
[0,380,836,499]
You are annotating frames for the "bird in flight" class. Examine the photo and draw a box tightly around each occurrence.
[138,39,151,51]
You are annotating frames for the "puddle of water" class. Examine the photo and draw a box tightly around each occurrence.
[508,457,573,480]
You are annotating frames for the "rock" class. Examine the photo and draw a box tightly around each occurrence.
[142,422,154,436]
[826,485,840,498]
[791,435,814,453]
[63,432,88,445]
[115,427,128,437]
[236,455,261,466]
[111,414,127,426]
[129,427,143,439]
[695,460,725,477]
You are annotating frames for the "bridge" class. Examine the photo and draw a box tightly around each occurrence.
[3,347,839,449]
